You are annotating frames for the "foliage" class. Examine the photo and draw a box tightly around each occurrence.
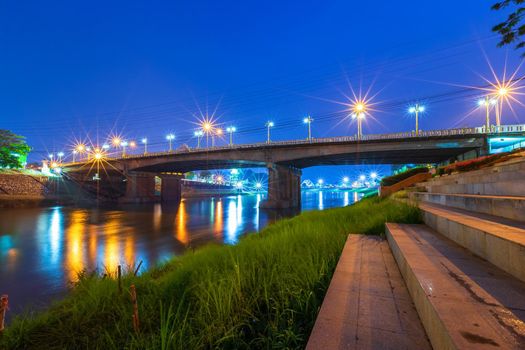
[380,166,429,186]
[0,197,420,349]
[491,0,525,54]
[0,130,31,168]
[436,148,522,175]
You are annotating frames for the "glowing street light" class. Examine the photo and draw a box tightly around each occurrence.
[342,176,349,186]
[194,130,204,148]
[166,134,175,152]
[477,97,497,132]
[370,172,378,180]
[112,137,121,148]
[48,153,54,160]
[226,126,236,146]
[359,174,366,182]
[266,121,275,143]
[102,144,110,150]
[216,175,224,183]
[57,152,64,162]
[255,182,262,190]
[317,179,324,187]
[235,181,243,190]
[72,150,78,162]
[408,104,425,136]
[303,116,313,141]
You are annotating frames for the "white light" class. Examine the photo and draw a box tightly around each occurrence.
[477,99,486,107]
[121,141,128,147]
[409,106,416,113]
[141,138,147,144]
[102,144,110,150]
[255,182,262,189]
[343,176,349,183]
[236,181,243,189]
[317,179,324,185]
[227,126,236,132]
[370,172,377,179]
[194,130,203,137]
[48,154,54,159]
[267,121,274,127]
[57,152,64,157]
[359,175,366,181]
[166,134,175,140]
[351,113,357,119]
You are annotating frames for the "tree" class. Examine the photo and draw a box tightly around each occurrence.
[0,129,31,168]
[492,0,525,54]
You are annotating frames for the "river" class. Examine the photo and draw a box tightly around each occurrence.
[0,189,363,317]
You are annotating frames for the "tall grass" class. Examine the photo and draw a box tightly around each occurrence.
[0,197,420,349]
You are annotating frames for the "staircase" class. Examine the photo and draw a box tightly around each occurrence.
[388,157,525,349]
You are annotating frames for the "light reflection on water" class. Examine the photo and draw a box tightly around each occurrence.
[0,190,363,316]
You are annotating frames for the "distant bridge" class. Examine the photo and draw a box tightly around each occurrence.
[63,125,525,208]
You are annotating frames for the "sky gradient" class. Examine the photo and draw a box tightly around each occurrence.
[1,0,523,181]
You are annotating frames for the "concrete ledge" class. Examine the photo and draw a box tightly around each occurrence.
[419,202,525,282]
[386,223,525,350]
[306,235,430,350]
[411,192,525,222]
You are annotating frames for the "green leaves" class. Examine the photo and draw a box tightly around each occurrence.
[492,1,525,54]
[0,129,31,168]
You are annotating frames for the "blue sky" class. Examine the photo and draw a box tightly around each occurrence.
[1,1,523,182]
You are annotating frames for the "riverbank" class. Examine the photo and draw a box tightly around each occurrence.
[0,197,420,349]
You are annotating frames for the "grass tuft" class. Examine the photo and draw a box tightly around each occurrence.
[0,197,420,349]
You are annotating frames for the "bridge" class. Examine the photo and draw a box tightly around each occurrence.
[63,125,525,208]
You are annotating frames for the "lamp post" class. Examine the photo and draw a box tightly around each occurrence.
[408,104,425,136]
[478,96,497,132]
[72,150,77,162]
[141,138,148,155]
[121,141,128,157]
[352,102,367,140]
[303,116,313,141]
[495,87,509,128]
[266,121,274,143]
[57,152,64,162]
[202,121,213,147]
[212,128,223,147]
[226,126,236,146]
[194,130,203,148]
[166,134,175,152]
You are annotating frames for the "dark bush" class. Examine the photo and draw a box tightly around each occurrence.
[380,167,429,187]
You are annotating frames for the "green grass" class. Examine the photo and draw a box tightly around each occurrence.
[0,197,420,349]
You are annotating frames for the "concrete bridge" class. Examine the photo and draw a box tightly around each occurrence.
[63,125,525,208]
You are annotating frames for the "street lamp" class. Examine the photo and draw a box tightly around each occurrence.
[226,126,236,146]
[495,87,509,128]
[72,150,78,162]
[48,153,54,160]
[194,130,204,148]
[266,121,274,143]
[212,128,223,147]
[57,152,64,162]
[342,176,349,186]
[121,141,128,157]
[255,182,262,190]
[303,116,313,141]
[370,172,378,181]
[408,104,425,136]
[352,102,367,140]
[166,134,175,152]
[478,97,497,132]
[141,138,148,154]
[317,179,324,187]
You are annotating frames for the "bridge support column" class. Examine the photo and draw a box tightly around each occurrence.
[160,174,183,202]
[260,164,301,209]
[122,172,156,203]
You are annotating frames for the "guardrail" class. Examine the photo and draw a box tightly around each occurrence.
[65,124,525,164]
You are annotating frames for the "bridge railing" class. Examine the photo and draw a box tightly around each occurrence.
[66,124,525,163]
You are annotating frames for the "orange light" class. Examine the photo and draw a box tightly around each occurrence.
[216,128,223,135]
[112,137,121,147]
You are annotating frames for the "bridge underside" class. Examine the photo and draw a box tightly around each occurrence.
[64,133,491,208]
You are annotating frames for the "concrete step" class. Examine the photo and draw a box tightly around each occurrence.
[386,223,525,350]
[420,202,525,282]
[307,235,431,350]
[411,192,525,222]
[420,158,525,196]
[423,179,525,197]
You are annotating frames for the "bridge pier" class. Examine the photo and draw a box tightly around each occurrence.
[260,164,301,209]
[160,174,183,202]
[122,172,156,203]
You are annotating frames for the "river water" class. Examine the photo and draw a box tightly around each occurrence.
[0,190,362,317]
